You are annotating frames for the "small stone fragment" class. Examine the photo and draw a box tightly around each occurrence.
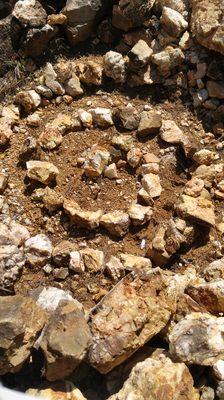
[128,203,153,226]
[90,108,114,128]
[80,248,104,273]
[83,146,110,178]
[78,109,93,128]
[0,173,8,193]
[120,253,152,272]
[69,251,85,273]
[106,256,125,281]
[65,74,83,97]
[76,60,103,86]
[142,173,162,198]
[14,90,41,113]
[104,51,126,83]
[26,161,59,184]
[104,163,118,179]
[176,194,215,227]
[128,40,152,68]
[161,7,188,37]
[64,199,103,230]
[100,211,130,237]
[27,382,87,400]
[24,234,53,267]
[127,147,142,168]
[138,110,162,136]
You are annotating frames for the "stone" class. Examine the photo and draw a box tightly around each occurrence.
[48,113,78,135]
[207,81,224,99]
[191,0,224,55]
[89,108,114,128]
[35,85,53,98]
[100,211,130,237]
[127,147,142,168]
[152,47,185,76]
[24,234,52,267]
[76,60,103,86]
[27,112,41,127]
[0,244,25,288]
[216,381,224,399]
[70,251,85,273]
[203,258,224,281]
[141,173,162,198]
[27,382,87,400]
[105,256,125,281]
[78,109,93,128]
[0,117,13,145]
[104,163,118,179]
[184,177,204,197]
[104,51,126,83]
[138,187,154,205]
[80,248,104,273]
[194,163,223,185]
[31,286,83,314]
[12,0,47,27]
[160,119,194,157]
[39,300,92,381]
[26,161,59,184]
[112,0,155,30]
[0,173,8,193]
[38,128,63,150]
[83,146,110,177]
[169,312,224,366]
[88,269,177,373]
[115,103,140,130]
[65,74,84,97]
[44,63,65,96]
[186,280,224,315]
[1,104,20,124]
[161,7,188,37]
[9,220,30,246]
[108,354,199,400]
[128,203,153,226]
[14,90,41,113]
[138,110,162,136]
[0,295,46,375]
[193,149,219,165]
[52,240,77,266]
[112,135,134,152]
[176,194,216,227]
[47,13,67,26]
[32,187,64,212]
[128,40,152,69]
[119,253,152,272]
[214,360,224,381]
[64,199,103,230]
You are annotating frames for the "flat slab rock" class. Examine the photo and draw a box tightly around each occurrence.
[176,194,216,227]
[88,269,177,373]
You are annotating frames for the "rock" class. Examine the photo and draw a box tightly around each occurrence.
[207,81,224,99]
[186,280,224,315]
[83,146,110,177]
[112,0,155,30]
[38,128,63,150]
[216,381,224,399]
[161,6,188,37]
[27,112,41,127]
[108,354,199,400]
[141,173,162,198]
[191,0,224,55]
[12,0,47,27]
[27,382,87,400]
[76,60,103,86]
[1,104,20,124]
[65,74,83,97]
[35,85,53,98]
[81,248,104,273]
[193,163,223,185]
[14,90,41,113]
[193,149,219,165]
[213,360,224,381]
[0,173,8,193]
[47,113,78,135]
[105,256,125,281]
[89,108,114,128]
[128,203,153,226]
[24,234,52,267]
[0,295,46,375]
[160,119,195,157]
[9,220,30,246]
[39,300,92,381]
[112,135,134,152]
[0,244,25,288]
[138,110,162,136]
[88,269,177,373]
[0,117,13,146]
[32,187,64,212]
[52,240,77,266]
[104,163,118,179]
[69,251,85,273]
[78,108,93,128]
[127,147,142,168]
[47,13,67,26]
[100,211,130,237]
[64,199,103,229]
[31,286,83,314]
[169,312,224,366]
[103,51,126,83]
[184,177,204,197]
[128,40,152,69]
[138,187,154,205]
[151,47,185,77]
[119,253,152,272]
[203,258,224,281]
[176,194,216,227]
[26,161,59,184]
[115,104,140,130]
[44,63,65,96]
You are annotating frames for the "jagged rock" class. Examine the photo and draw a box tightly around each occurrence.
[193,149,219,165]
[0,295,46,375]
[152,47,185,76]
[119,253,152,272]
[138,110,162,136]
[90,108,114,128]
[27,382,87,400]
[64,199,103,229]
[81,248,104,272]
[83,146,110,177]
[0,173,8,193]
[193,163,223,185]
[39,300,92,381]
[26,161,59,184]
[104,51,126,83]
[161,6,188,37]
[176,194,216,227]
[184,177,204,197]
[169,312,224,366]
[160,119,195,157]
[35,84,53,98]
[112,0,155,30]
[65,74,83,97]
[31,286,83,314]
[141,173,162,198]
[12,0,47,27]
[27,112,41,127]
[112,135,134,152]
[104,163,118,179]
[15,24,59,57]
[128,63,162,87]
[108,354,199,400]
[47,13,67,26]
[191,0,224,55]
[8,221,30,246]
[128,203,153,226]
[78,108,93,128]
[100,211,130,237]
[115,104,140,130]
[106,256,125,281]
[32,187,64,212]
[203,258,224,281]
[24,234,52,267]
[88,269,177,373]
[0,117,13,146]
[186,280,224,315]
[70,251,85,273]
[0,244,25,288]
[213,360,224,381]
[38,128,63,150]
[127,147,142,168]
[155,0,187,14]
[207,81,224,99]
[14,90,41,113]
[1,104,20,124]
[76,60,103,86]
[52,240,77,266]
[128,40,152,69]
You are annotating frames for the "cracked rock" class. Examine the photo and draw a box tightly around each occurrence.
[26,161,59,184]
[64,199,103,230]
[100,211,130,237]
[24,234,53,267]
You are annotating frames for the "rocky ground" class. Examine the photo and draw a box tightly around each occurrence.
[0,0,224,399]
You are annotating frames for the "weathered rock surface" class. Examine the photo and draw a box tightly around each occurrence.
[176,194,216,227]
[138,110,162,136]
[64,199,103,229]
[186,280,224,315]
[27,381,87,400]
[108,353,199,400]
[104,51,126,83]
[88,269,177,373]
[24,234,53,267]
[26,161,59,184]
[0,295,46,375]
[39,300,91,381]
[100,211,130,237]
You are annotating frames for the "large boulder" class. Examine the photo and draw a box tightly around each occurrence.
[88,269,177,373]
[0,295,46,375]
[63,0,112,46]
[191,0,224,55]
